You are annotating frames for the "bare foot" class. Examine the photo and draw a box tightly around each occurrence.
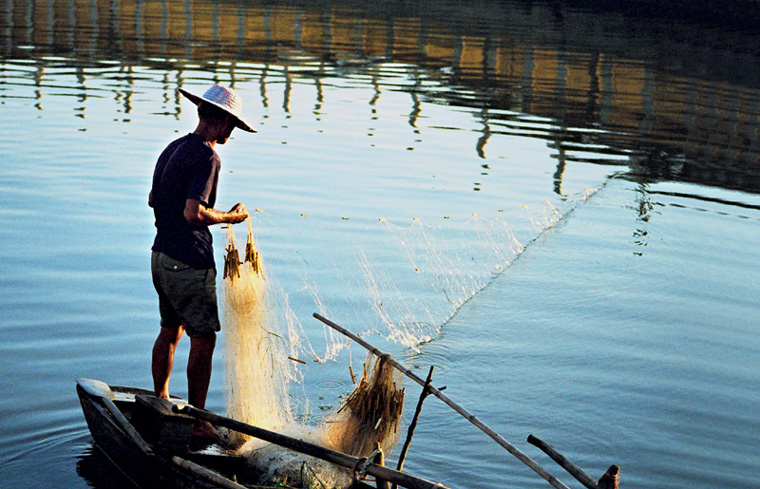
[191,420,219,442]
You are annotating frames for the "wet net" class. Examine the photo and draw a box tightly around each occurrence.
[222,221,292,444]
[223,220,406,487]
[220,187,604,486]
[321,352,404,457]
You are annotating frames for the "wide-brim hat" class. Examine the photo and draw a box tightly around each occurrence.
[179,85,256,133]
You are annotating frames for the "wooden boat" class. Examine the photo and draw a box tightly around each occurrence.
[77,378,250,489]
[76,378,449,489]
[77,316,619,489]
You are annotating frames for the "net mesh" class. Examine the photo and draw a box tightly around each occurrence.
[222,221,292,445]
[321,352,404,457]
[220,187,604,485]
[223,220,406,487]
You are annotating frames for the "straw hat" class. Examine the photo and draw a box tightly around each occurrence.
[179,84,256,133]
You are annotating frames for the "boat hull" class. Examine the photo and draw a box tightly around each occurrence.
[76,381,243,489]
[76,379,395,489]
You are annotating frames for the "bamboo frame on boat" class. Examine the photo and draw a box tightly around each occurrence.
[527,435,598,489]
[392,366,435,489]
[312,313,572,489]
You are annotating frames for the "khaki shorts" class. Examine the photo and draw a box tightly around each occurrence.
[151,251,221,337]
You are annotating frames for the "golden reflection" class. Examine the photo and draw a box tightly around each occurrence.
[1,0,759,193]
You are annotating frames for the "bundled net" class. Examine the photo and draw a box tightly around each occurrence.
[237,352,405,488]
[223,221,406,487]
[222,220,292,445]
[322,352,405,457]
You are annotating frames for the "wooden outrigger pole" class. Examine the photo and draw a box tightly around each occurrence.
[313,313,572,489]
[173,403,448,489]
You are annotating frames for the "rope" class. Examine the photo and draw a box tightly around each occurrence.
[238,187,600,225]
[301,461,329,489]
[352,448,383,481]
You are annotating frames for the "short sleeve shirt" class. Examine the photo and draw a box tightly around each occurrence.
[151,133,220,269]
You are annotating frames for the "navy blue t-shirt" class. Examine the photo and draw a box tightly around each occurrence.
[151,133,221,269]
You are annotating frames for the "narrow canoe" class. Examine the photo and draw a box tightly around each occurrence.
[76,378,446,489]
[77,378,255,489]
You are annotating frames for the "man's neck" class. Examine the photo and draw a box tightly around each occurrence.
[193,122,219,147]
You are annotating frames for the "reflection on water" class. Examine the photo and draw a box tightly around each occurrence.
[76,444,140,488]
[2,0,760,194]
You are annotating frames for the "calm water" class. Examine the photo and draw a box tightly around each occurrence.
[1,1,759,488]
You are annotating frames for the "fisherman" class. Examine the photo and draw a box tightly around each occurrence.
[148,84,255,441]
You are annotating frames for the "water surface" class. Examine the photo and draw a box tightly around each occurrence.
[1,1,759,488]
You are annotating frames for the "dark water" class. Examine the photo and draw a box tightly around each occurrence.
[1,1,759,488]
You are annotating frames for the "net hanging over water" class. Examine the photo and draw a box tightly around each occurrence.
[321,352,404,457]
[222,188,602,405]
[222,223,405,486]
[220,187,602,485]
[262,188,602,361]
[222,221,294,443]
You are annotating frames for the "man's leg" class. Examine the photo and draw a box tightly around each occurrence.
[188,334,217,439]
[187,333,216,409]
[152,325,184,399]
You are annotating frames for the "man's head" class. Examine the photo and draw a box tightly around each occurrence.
[197,100,232,124]
[179,84,256,137]
[197,101,236,145]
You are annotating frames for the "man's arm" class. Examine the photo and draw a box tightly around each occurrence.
[184,198,248,225]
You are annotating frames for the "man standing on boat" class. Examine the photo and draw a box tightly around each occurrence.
[148,84,255,441]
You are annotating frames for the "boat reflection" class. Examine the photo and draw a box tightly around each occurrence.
[76,444,140,489]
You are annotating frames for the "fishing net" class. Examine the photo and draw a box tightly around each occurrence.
[222,220,293,445]
[237,353,404,489]
[322,352,404,457]
[240,424,355,489]
[221,188,604,486]
[224,222,405,486]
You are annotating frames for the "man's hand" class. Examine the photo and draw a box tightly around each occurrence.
[226,203,249,224]
[184,199,249,225]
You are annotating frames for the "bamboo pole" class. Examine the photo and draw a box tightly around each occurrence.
[527,435,597,489]
[312,313,571,489]
[173,404,449,489]
[373,442,391,489]
[172,456,249,489]
[393,365,435,489]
